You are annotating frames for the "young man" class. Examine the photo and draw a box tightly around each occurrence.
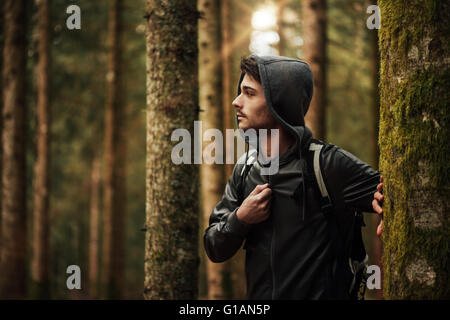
[204,55,383,299]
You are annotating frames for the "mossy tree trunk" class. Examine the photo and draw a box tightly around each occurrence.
[302,0,327,140]
[198,0,230,299]
[31,0,51,299]
[378,0,450,299]
[103,0,126,299]
[369,21,383,300]
[370,30,380,170]
[144,0,199,299]
[0,0,27,299]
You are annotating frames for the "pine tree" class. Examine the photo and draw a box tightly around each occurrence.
[198,0,231,299]
[302,0,327,140]
[103,0,126,299]
[0,0,28,299]
[144,0,199,299]
[31,0,51,299]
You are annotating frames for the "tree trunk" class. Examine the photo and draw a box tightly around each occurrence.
[0,0,27,299]
[144,0,199,299]
[378,0,450,299]
[198,0,231,300]
[228,0,253,300]
[89,154,101,299]
[31,0,51,299]
[0,0,4,233]
[103,0,126,299]
[369,24,383,300]
[221,0,234,180]
[302,0,327,140]
[370,31,380,170]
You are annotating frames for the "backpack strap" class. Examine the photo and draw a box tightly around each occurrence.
[308,142,333,215]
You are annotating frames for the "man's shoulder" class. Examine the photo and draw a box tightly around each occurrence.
[307,139,340,161]
[310,140,374,178]
[308,139,363,165]
[326,145,359,162]
[316,141,380,189]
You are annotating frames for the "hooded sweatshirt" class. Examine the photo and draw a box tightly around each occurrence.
[204,55,380,299]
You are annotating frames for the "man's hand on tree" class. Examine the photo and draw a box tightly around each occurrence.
[236,183,272,224]
[372,175,384,236]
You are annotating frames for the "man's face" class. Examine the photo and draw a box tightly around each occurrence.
[232,73,278,132]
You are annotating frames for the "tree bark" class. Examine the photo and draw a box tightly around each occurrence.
[379,0,450,299]
[302,0,327,140]
[31,0,51,299]
[221,0,234,180]
[144,0,199,299]
[103,0,126,299]
[0,0,27,299]
[228,0,254,299]
[198,0,231,299]
[369,24,383,300]
[370,31,380,170]
[0,0,4,233]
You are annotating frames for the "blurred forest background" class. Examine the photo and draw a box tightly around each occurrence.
[0,0,383,299]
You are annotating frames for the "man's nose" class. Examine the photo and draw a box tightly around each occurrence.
[232,94,242,109]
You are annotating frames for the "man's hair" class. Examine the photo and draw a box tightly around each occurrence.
[240,57,261,83]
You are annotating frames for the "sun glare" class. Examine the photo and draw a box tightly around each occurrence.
[250,5,279,56]
[251,6,277,30]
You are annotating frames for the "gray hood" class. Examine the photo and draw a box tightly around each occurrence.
[236,55,315,162]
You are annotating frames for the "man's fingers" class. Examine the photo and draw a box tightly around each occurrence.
[257,187,272,201]
[372,199,383,214]
[377,182,383,192]
[251,183,269,195]
[262,197,272,210]
[375,177,384,236]
[374,191,384,202]
[377,220,383,236]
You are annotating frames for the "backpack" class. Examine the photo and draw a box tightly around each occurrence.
[236,139,369,300]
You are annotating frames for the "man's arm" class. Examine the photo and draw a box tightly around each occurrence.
[321,145,381,213]
[203,163,250,263]
[204,162,272,263]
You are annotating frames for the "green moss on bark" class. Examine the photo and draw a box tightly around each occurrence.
[379,0,450,299]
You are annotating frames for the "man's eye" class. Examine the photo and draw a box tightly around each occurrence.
[245,91,254,96]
